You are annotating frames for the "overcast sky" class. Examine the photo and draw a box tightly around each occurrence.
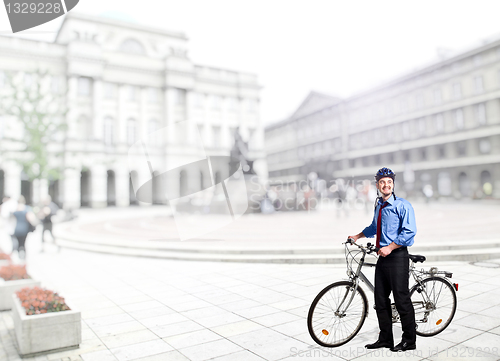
[2,0,500,126]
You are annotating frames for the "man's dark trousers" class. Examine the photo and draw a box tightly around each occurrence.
[374,247,416,345]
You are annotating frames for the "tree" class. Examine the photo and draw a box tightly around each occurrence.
[0,69,68,201]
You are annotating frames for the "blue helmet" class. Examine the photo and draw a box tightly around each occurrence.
[375,167,395,182]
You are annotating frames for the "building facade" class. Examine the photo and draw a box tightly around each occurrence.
[0,13,263,208]
[266,40,500,200]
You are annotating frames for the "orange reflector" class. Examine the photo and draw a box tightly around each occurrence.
[436,319,442,325]
[322,329,329,335]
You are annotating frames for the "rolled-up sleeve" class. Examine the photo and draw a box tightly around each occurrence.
[362,209,377,238]
[395,202,417,247]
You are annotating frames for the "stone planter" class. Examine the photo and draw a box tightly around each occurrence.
[11,294,81,356]
[0,278,41,311]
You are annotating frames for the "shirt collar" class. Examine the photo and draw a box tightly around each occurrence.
[378,195,395,206]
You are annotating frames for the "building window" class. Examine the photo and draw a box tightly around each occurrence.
[0,116,4,139]
[128,86,138,101]
[418,118,426,136]
[211,95,221,110]
[212,126,221,147]
[404,151,410,162]
[247,99,257,113]
[175,88,186,105]
[119,38,145,55]
[148,119,160,145]
[433,88,442,105]
[438,145,446,158]
[435,114,444,133]
[400,98,409,113]
[103,118,114,146]
[228,97,238,112]
[78,77,92,96]
[24,73,33,88]
[454,109,464,130]
[402,122,411,139]
[473,54,482,67]
[456,141,467,156]
[77,115,90,140]
[127,119,137,145]
[478,138,491,154]
[103,83,117,99]
[438,172,452,196]
[474,76,484,94]
[452,83,462,99]
[148,88,158,103]
[193,93,204,108]
[475,103,487,125]
[51,75,61,94]
[416,93,424,109]
[421,148,427,160]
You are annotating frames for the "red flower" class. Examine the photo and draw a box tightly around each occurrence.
[15,287,71,316]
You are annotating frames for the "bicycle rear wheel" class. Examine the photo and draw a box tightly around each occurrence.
[410,276,457,337]
[307,281,368,347]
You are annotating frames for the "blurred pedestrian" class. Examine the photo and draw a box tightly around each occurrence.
[38,196,59,251]
[12,195,37,260]
[1,195,18,254]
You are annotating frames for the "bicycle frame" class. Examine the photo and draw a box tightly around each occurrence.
[343,242,457,322]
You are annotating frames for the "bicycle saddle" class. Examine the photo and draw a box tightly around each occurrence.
[409,254,426,263]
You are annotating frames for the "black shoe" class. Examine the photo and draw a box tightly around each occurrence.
[365,340,393,349]
[391,341,416,352]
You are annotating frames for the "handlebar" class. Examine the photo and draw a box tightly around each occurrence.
[345,238,379,254]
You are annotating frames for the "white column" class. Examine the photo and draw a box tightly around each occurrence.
[140,87,148,142]
[164,88,176,143]
[91,165,107,208]
[4,162,21,199]
[93,78,103,140]
[61,168,80,210]
[115,167,130,207]
[117,84,126,145]
[186,91,195,144]
[67,76,78,139]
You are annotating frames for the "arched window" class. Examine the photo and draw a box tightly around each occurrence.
[480,171,493,196]
[119,39,145,55]
[458,172,470,197]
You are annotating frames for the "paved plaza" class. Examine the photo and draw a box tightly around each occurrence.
[1,201,500,360]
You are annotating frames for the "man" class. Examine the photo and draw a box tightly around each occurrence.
[38,196,59,251]
[348,167,417,352]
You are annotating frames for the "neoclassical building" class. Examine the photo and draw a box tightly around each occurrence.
[266,39,500,199]
[0,13,263,208]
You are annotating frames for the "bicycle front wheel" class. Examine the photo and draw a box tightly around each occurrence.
[307,281,368,347]
[410,276,457,337]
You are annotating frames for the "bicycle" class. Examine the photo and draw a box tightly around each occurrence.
[307,239,458,347]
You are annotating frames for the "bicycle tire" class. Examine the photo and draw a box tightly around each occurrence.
[410,276,457,337]
[307,281,368,347]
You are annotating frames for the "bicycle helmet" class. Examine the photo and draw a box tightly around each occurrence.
[375,167,396,181]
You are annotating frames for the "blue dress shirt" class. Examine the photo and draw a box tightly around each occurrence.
[362,196,417,247]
